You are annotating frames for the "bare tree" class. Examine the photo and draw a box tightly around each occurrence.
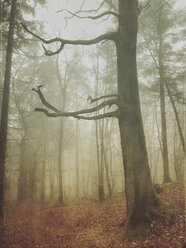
[0,0,17,218]
[22,0,160,241]
[157,7,172,182]
[141,1,185,182]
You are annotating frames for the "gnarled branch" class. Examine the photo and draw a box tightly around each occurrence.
[104,0,118,12]
[32,86,61,113]
[32,86,119,120]
[87,94,118,104]
[57,1,105,15]
[21,22,117,56]
[138,0,151,14]
[57,9,119,19]
[34,108,118,120]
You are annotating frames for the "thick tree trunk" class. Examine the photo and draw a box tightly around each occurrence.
[0,0,16,218]
[117,0,160,241]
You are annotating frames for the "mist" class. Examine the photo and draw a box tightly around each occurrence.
[0,0,185,247]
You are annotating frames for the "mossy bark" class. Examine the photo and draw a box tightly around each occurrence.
[116,0,160,242]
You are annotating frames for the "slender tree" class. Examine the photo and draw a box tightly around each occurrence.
[0,0,17,218]
[23,0,160,241]
[158,11,172,182]
[41,143,46,202]
[140,0,185,182]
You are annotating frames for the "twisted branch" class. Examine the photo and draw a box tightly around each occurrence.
[87,94,118,103]
[57,9,119,19]
[33,86,119,120]
[21,22,117,56]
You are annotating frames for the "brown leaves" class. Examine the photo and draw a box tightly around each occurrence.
[0,182,185,248]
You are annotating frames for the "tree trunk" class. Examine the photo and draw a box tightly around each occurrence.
[95,119,104,202]
[117,0,160,241]
[75,118,80,198]
[102,119,112,197]
[58,117,64,204]
[165,81,185,154]
[50,160,55,201]
[173,125,185,180]
[0,0,16,218]
[94,52,104,202]
[75,82,80,198]
[41,144,46,202]
[29,158,37,202]
[158,8,172,183]
[17,135,27,204]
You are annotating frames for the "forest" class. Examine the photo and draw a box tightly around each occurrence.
[0,0,185,247]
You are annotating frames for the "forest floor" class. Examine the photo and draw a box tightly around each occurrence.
[0,181,185,248]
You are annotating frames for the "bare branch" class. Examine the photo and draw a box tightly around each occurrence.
[77,111,119,120]
[104,0,118,12]
[142,29,159,69]
[138,0,151,14]
[87,94,118,103]
[32,86,61,113]
[162,0,172,8]
[79,0,86,11]
[57,9,119,19]
[34,108,118,120]
[21,22,117,56]
[32,86,119,119]
[42,43,65,56]
[57,1,105,15]
[34,108,59,117]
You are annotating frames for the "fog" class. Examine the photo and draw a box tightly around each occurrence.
[0,0,185,246]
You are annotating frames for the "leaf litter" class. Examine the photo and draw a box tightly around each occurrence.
[0,181,185,248]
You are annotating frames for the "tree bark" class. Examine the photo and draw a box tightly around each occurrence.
[95,119,104,202]
[158,8,172,183]
[117,0,159,241]
[41,144,46,202]
[24,0,162,241]
[0,0,16,218]
[165,81,185,154]
[94,53,104,202]
[17,135,27,204]
[58,117,64,203]
[50,160,55,201]
[75,83,80,198]
[56,56,66,204]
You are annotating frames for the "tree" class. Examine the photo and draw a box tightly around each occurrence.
[0,0,46,218]
[23,0,160,241]
[0,0,17,219]
[139,0,185,182]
